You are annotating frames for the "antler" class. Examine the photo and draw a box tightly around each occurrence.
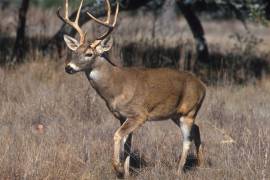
[87,0,119,47]
[57,0,86,45]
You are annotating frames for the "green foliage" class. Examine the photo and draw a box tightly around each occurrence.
[246,0,268,25]
[204,0,268,24]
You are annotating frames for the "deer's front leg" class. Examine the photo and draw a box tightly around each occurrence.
[113,116,145,177]
[119,118,133,161]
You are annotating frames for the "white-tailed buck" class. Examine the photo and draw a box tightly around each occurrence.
[58,0,206,177]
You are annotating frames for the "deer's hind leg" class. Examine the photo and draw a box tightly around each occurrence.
[172,109,204,173]
[177,115,194,173]
[192,123,203,166]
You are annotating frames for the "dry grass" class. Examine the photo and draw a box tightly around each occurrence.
[0,3,270,179]
[0,56,269,179]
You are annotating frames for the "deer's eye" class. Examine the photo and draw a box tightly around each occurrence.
[85,53,93,58]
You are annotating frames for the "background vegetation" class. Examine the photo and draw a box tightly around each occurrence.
[0,0,269,179]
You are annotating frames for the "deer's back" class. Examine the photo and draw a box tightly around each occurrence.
[117,67,206,120]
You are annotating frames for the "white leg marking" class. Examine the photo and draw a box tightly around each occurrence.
[180,118,191,150]
[181,122,190,140]
[183,140,192,150]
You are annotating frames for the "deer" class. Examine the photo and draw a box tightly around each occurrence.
[57,0,206,178]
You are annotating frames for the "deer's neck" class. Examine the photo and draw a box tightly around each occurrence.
[85,56,123,101]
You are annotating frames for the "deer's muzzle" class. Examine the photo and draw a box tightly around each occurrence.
[65,64,78,74]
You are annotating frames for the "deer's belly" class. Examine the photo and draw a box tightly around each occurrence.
[108,104,137,119]
[147,108,178,121]
[107,92,180,120]
[107,98,135,118]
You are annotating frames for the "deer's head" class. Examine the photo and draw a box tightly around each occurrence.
[57,0,119,74]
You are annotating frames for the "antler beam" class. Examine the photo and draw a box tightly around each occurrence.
[57,0,86,45]
[87,0,119,45]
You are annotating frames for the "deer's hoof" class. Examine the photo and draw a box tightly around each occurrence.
[176,163,186,176]
[112,161,124,178]
[176,168,185,176]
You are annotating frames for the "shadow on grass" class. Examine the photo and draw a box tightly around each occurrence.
[124,150,148,176]
[127,151,205,175]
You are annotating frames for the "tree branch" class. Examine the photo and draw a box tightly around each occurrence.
[11,0,30,64]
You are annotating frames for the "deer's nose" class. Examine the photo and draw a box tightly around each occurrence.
[65,65,76,74]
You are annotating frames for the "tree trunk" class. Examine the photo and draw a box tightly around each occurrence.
[176,0,209,63]
[11,0,30,64]
[265,0,270,19]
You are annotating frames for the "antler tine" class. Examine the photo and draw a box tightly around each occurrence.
[105,0,111,24]
[57,0,86,45]
[87,0,119,45]
[86,0,118,28]
[65,0,69,19]
[86,0,111,27]
[96,1,119,40]
[75,0,84,24]
[112,1,119,26]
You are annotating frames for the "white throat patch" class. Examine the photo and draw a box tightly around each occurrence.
[89,69,101,81]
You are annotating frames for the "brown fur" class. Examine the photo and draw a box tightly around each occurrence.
[64,35,206,178]
[70,53,205,177]
[91,62,206,121]
[59,0,205,175]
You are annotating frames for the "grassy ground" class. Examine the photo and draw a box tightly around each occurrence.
[0,3,270,180]
[0,58,269,179]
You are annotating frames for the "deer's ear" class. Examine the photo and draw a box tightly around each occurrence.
[64,35,80,51]
[96,36,113,54]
